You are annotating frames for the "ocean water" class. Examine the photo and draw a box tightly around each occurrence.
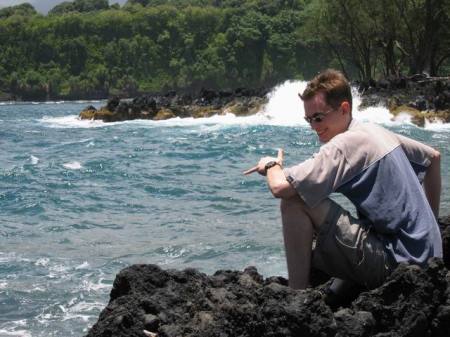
[1,81,449,336]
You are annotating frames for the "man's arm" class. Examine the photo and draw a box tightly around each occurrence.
[396,133,441,218]
[266,165,297,198]
[423,149,441,218]
[243,149,297,199]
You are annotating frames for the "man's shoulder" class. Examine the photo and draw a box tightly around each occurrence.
[328,121,401,167]
[333,121,397,146]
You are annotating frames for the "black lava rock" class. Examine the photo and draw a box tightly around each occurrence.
[86,216,450,337]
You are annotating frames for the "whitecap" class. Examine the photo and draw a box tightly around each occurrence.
[81,278,111,291]
[392,112,414,124]
[35,257,49,266]
[60,300,105,322]
[355,105,398,125]
[30,155,39,165]
[63,161,82,170]
[0,328,31,337]
[262,80,307,126]
[40,115,106,129]
[424,118,450,131]
[75,261,90,269]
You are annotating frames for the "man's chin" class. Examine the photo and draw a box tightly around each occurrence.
[318,134,328,143]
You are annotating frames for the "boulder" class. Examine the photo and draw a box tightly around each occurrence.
[86,216,450,337]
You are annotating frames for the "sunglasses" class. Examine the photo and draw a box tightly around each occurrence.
[304,108,334,124]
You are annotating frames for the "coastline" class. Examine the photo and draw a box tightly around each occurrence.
[75,77,450,126]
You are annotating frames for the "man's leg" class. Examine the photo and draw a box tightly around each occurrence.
[280,196,332,289]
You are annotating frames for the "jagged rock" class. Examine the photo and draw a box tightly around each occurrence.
[359,76,450,125]
[79,105,97,119]
[86,216,450,337]
[79,88,269,122]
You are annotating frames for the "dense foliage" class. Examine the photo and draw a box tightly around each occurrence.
[48,0,110,15]
[0,0,448,100]
[305,0,450,81]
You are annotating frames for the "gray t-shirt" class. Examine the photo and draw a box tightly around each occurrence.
[283,120,442,265]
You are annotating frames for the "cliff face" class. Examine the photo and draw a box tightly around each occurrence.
[86,217,450,337]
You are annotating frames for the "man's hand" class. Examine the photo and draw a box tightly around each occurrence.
[244,149,284,176]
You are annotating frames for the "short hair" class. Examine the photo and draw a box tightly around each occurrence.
[299,69,352,110]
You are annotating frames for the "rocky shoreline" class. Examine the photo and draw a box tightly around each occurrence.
[79,88,269,122]
[357,75,450,126]
[86,216,450,337]
[78,76,450,126]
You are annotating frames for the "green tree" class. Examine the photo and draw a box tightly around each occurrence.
[49,0,109,15]
[393,0,450,75]
[0,3,37,19]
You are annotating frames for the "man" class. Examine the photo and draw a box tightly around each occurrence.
[245,69,442,295]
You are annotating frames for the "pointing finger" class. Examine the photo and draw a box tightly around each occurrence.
[243,166,258,175]
[277,148,284,164]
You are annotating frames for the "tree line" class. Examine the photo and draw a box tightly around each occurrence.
[0,0,448,100]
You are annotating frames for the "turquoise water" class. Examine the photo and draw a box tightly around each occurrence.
[1,82,449,336]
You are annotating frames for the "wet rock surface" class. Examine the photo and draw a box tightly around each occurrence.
[86,216,450,337]
[79,88,269,122]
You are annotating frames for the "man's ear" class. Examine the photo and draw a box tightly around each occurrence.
[341,101,351,115]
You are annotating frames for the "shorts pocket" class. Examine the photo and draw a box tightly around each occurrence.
[334,211,364,249]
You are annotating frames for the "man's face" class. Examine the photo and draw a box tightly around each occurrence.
[303,91,350,143]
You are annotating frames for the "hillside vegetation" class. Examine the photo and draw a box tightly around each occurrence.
[0,0,448,100]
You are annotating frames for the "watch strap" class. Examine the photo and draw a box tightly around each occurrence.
[264,160,280,173]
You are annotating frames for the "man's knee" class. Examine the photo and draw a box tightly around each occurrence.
[280,196,307,214]
[281,197,334,231]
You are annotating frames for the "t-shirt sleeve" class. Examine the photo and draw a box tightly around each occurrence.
[395,133,436,182]
[395,133,435,167]
[282,143,352,208]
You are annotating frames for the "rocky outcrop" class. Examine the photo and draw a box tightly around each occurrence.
[86,216,450,337]
[0,91,15,101]
[358,75,450,126]
[79,88,269,122]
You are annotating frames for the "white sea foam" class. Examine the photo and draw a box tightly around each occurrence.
[424,119,450,131]
[261,80,308,126]
[35,257,49,266]
[0,252,31,264]
[0,325,31,337]
[30,155,39,165]
[59,300,105,322]
[75,261,90,269]
[0,330,32,337]
[63,161,83,170]
[40,115,106,128]
[355,106,397,124]
[81,279,111,292]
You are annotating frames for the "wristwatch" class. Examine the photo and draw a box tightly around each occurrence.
[264,160,280,174]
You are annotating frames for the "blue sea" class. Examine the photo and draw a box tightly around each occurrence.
[1,81,449,337]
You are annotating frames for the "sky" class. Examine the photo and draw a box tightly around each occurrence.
[0,0,127,13]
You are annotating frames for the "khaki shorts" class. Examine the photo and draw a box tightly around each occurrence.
[312,199,397,289]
